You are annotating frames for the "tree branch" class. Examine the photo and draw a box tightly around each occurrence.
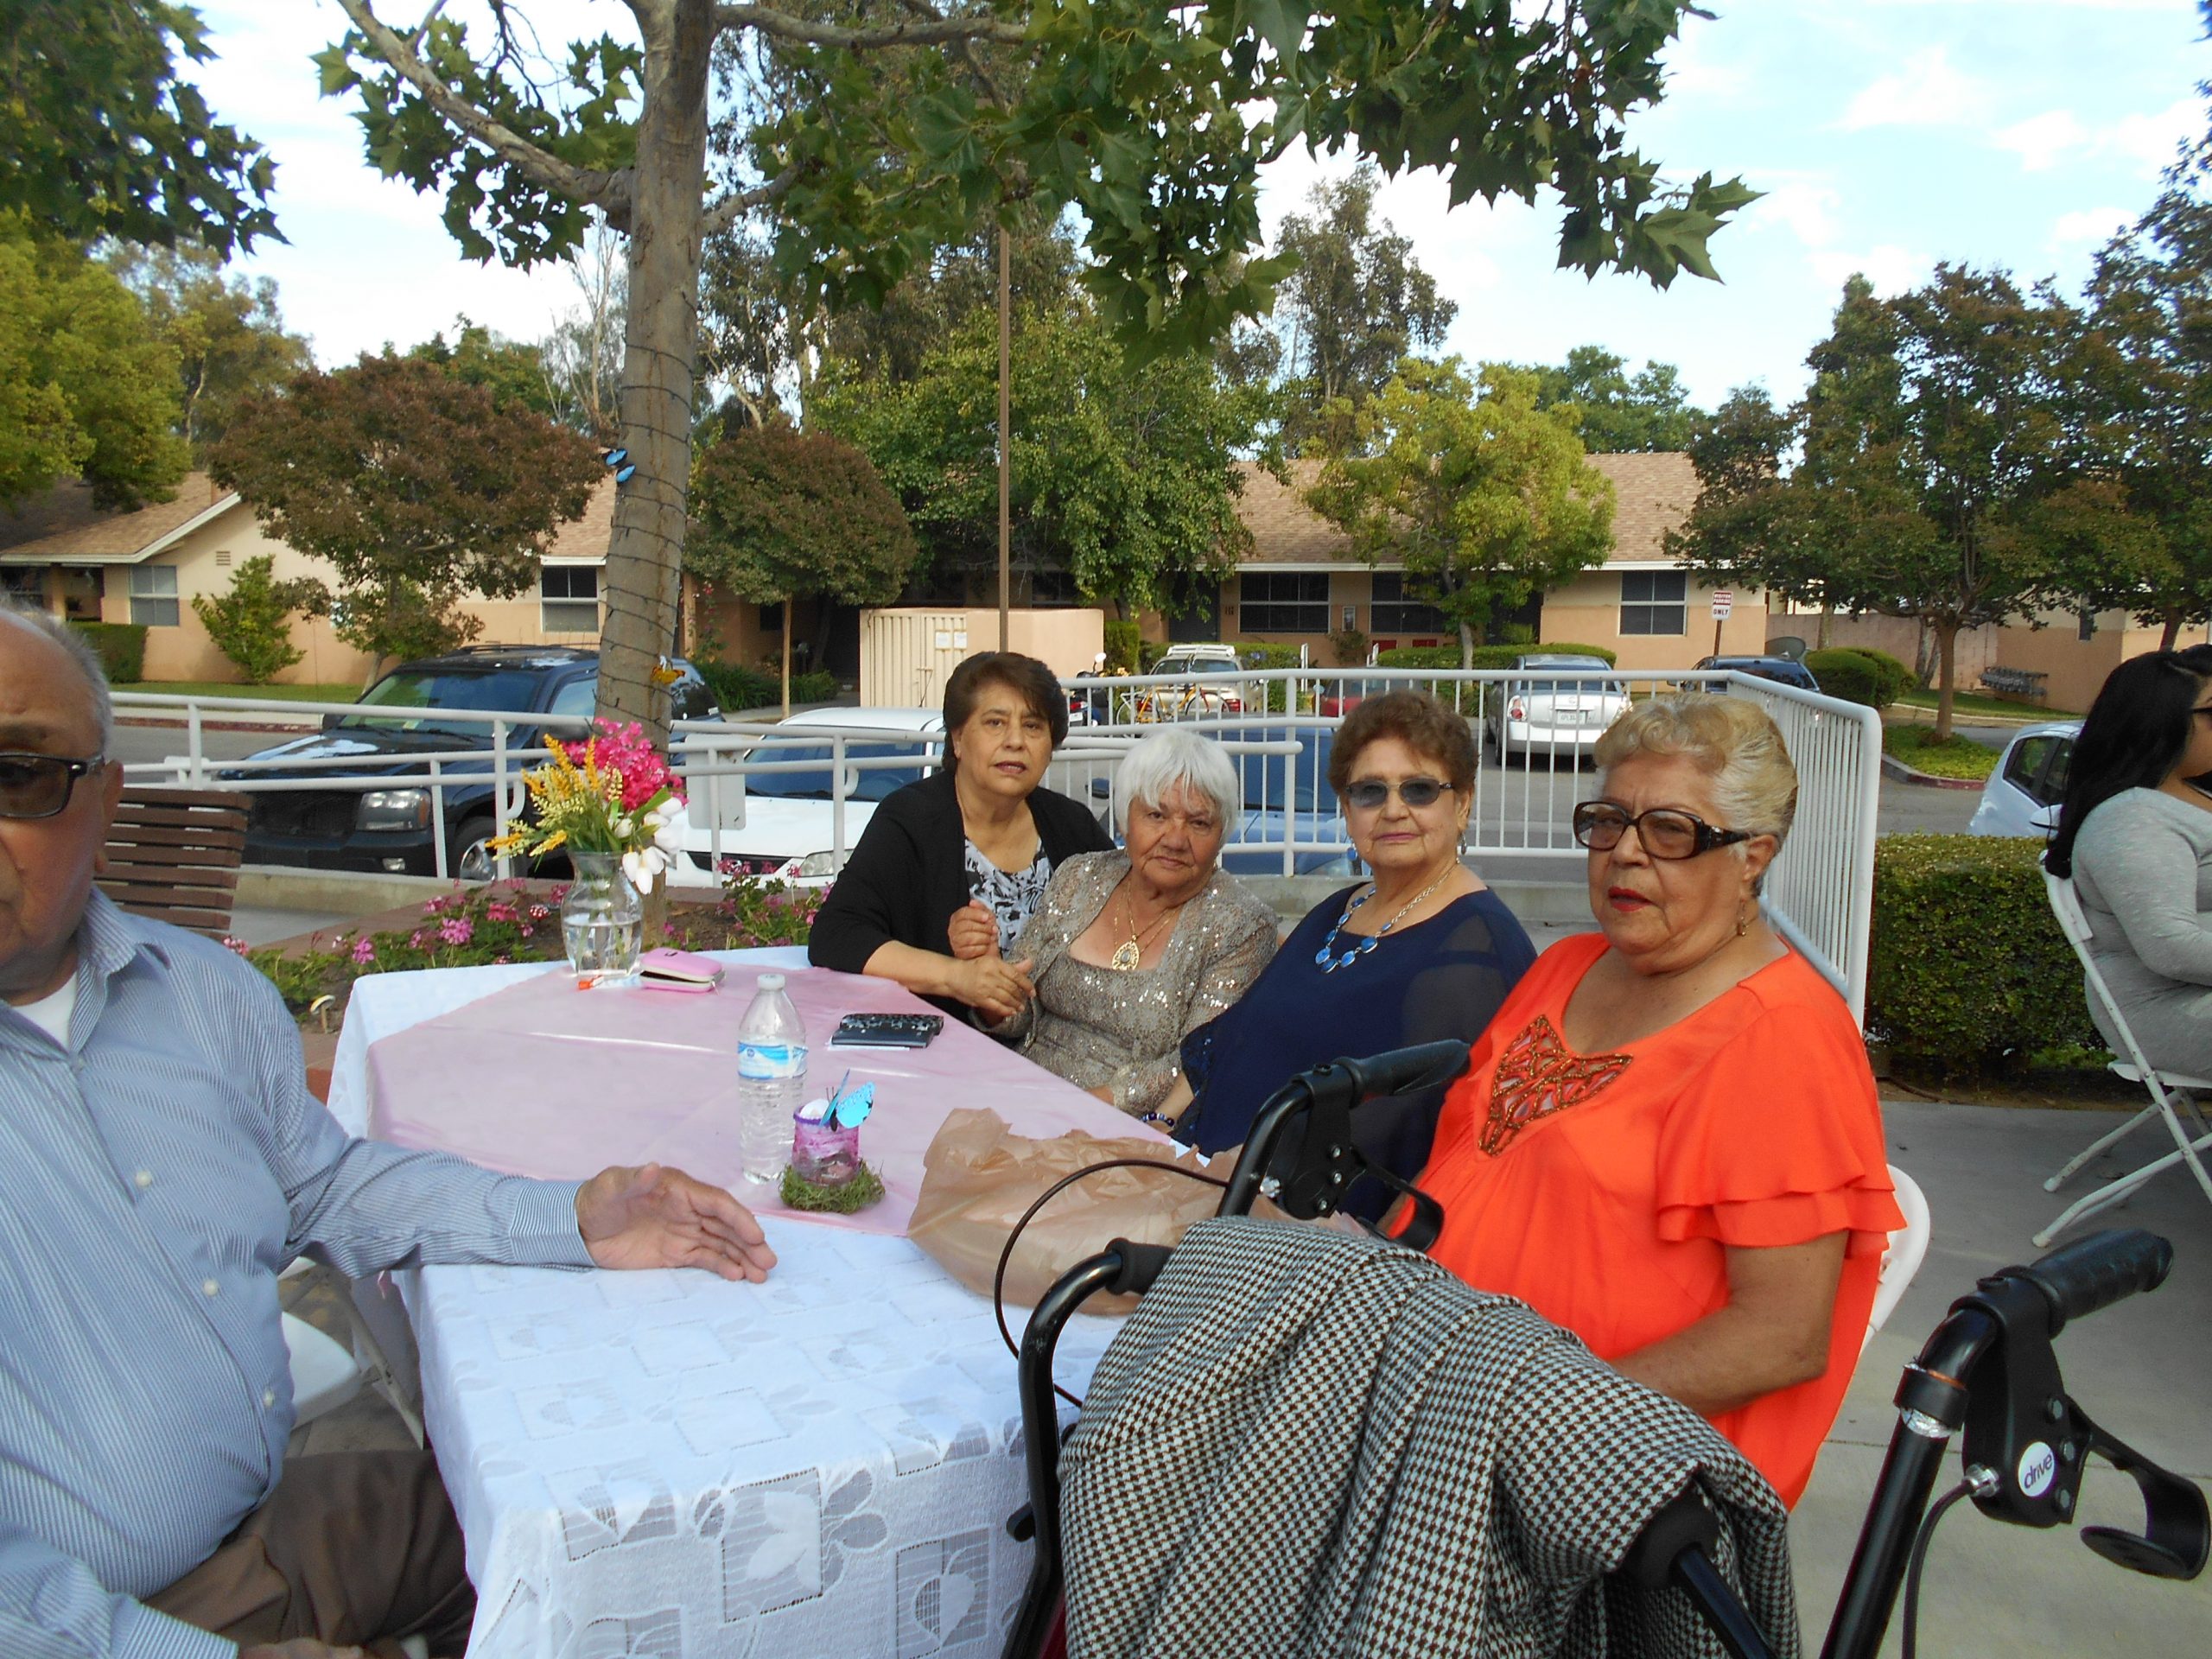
[700,165,801,238]
[335,0,631,221]
[713,3,1028,52]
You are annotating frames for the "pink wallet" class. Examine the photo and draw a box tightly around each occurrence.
[636,947,726,992]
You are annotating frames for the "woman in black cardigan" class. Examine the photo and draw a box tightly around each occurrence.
[809,652,1113,1019]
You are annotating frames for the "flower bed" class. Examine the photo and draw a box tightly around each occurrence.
[235,873,823,1024]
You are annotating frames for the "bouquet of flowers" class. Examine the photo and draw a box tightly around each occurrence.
[492,718,691,892]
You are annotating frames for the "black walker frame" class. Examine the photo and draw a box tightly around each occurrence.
[1001,1043,2209,1659]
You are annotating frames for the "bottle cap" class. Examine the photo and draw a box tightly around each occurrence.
[757,974,785,991]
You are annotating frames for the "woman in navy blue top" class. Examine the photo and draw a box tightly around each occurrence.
[1167,692,1538,1218]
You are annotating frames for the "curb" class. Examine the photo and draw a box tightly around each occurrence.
[1878,752,1983,791]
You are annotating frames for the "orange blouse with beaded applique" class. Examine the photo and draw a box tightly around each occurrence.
[1414,931,1904,1507]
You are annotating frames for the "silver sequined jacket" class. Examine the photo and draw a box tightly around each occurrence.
[985,850,1278,1116]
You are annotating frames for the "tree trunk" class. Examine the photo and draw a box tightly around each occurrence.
[596,0,712,750]
[1458,618,1475,670]
[781,600,791,716]
[1933,619,1960,742]
[1817,602,1832,650]
[2160,609,2183,652]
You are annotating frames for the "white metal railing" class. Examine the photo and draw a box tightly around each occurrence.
[115,665,1879,1018]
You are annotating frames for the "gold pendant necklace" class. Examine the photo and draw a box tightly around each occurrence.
[1109,888,1180,971]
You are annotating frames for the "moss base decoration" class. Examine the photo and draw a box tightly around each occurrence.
[779,1162,886,1214]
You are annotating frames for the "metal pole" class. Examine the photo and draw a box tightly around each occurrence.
[998,225,1011,652]
[781,601,792,716]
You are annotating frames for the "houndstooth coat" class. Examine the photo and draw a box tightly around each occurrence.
[1057,1217,1799,1659]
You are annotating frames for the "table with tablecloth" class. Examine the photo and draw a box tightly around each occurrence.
[327,950,1154,1659]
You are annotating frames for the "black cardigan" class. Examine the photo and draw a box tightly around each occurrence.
[807,767,1114,1011]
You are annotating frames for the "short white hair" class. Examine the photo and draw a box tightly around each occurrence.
[1113,727,1240,834]
[2,605,113,756]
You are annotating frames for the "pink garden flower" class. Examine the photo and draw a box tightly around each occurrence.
[486,900,518,923]
[409,930,426,948]
[438,917,474,947]
[528,903,550,920]
[351,937,376,965]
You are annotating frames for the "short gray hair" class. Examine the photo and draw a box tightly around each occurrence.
[1113,727,1240,834]
[2,605,114,756]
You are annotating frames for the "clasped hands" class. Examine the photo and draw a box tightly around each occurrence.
[945,899,1035,1023]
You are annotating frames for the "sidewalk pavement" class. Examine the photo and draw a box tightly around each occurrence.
[1792,1099,2210,1656]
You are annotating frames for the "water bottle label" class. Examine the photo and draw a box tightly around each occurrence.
[738,1041,806,1080]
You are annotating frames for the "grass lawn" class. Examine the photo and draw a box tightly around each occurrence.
[116,681,359,702]
[1893,686,2078,721]
[1884,722,1999,780]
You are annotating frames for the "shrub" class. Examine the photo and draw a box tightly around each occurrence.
[70,620,148,683]
[1329,626,1369,666]
[1864,835,2101,1078]
[1136,639,1171,672]
[697,659,778,712]
[1837,646,1914,707]
[1239,643,1304,710]
[790,669,841,703]
[1884,724,1997,781]
[1376,640,1619,671]
[191,554,329,683]
[1805,648,1881,707]
[1103,620,1141,673]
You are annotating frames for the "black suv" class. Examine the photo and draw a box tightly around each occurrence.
[232,646,718,879]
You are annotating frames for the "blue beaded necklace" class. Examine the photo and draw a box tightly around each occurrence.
[1313,868,1452,973]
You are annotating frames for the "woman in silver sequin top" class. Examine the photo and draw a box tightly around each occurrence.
[979,729,1278,1116]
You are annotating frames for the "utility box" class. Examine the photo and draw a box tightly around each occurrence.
[859,607,1106,707]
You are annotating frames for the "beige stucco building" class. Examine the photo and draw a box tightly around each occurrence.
[1190,454,1772,667]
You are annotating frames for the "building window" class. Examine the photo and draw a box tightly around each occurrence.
[758,601,784,632]
[540,564,601,633]
[1370,571,1450,633]
[2077,609,2096,642]
[1239,572,1329,633]
[128,564,180,627]
[1,568,44,607]
[1619,570,1687,636]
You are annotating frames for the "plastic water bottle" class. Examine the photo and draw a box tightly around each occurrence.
[736,974,807,1183]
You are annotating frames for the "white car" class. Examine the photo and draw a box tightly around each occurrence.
[1486,653,1632,764]
[1135,644,1249,721]
[677,706,944,884]
[1967,721,2078,837]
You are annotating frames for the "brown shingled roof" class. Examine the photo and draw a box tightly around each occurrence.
[544,476,617,561]
[1235,451,1699,566]
[0,474,237,563]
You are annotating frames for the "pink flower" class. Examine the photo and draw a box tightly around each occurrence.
[528,903,550,920]
[438,918,474,947]
[493,954,510,965]
[221,936,250,955]
[409,930,426,948]
[548,886,569,906]
[520,924,535,938]
[423,895,448,915]
[486,900,518,923]
[351,937,376,965]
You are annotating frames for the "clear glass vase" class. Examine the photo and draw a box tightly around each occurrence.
[562,852,644,984]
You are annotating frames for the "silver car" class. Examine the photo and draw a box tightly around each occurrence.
[1486,653,1632,765]
[1967,721,2078,837]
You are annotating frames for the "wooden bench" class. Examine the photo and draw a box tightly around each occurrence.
[99,787,251,939]
[1979,666,2049,700]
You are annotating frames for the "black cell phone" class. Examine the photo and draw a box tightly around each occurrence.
[830,1012,944,1048]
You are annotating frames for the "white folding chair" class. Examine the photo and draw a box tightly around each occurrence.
[2037,867,2212,1247]
[279,1259,427,1446]
[282,1313,365,1425]
[1864,1164,1931,1347]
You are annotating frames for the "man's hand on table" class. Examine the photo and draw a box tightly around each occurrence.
[575,1164,778,1282]
[945,899,1000,961]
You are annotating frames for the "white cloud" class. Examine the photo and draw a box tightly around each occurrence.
[2050,206,2134,248]
[1997,110,2091,171]
[1808,245,1933,296]
[1754,181,1843,249]
[1839,48,1992,130]
[2105,97,2202,172]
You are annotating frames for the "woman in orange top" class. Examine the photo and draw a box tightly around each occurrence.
[1412,693,1902,1506]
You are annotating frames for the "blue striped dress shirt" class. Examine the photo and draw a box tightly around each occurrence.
[1,893,596,1659]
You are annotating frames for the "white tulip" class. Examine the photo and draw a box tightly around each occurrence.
[651,800,691,855]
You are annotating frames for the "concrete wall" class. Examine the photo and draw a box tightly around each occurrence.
[961,607,1105,677]
[1540,568,1770,671]
[1990,607,2212,715]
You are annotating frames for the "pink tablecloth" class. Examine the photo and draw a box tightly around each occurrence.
[365,963,1162,1235]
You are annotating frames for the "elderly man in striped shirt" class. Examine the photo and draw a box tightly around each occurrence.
[0,605,777,1659]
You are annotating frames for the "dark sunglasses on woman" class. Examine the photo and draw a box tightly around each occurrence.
[1572,800,1752,861]
[1342,776,1453,810]
[0,753,105,820]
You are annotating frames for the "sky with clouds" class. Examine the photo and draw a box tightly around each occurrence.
[194,0,2212,410]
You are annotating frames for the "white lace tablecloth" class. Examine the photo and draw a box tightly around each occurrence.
[328,957,1118,1659]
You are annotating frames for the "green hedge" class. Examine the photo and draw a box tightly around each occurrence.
[1239,644,1304,710]
[697,659,778,712]
[1805,648,1881,708]
[1838,645,1916,704]
[1865,835,2101,1077]
[1103,620,1141,673]
[790,669,840,703]
[1376,641,1619,670]
[71,620,148,683]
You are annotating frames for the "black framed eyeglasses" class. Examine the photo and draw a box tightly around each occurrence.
[1342,776,1454,810]
[0,753,105,820]
[1573,800,1753,861]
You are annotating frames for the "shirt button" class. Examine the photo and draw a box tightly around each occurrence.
[133,1171,153,1189]
[263,1389,276,1408]
[201,1279,220,1298]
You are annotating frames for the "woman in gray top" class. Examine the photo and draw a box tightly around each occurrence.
[980,728,1278,1116]
[2047,650,2212,1077]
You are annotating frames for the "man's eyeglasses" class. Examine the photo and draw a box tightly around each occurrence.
[1342,777,1454,810]
[0,753,105,820]
[1573,801,1754,861]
